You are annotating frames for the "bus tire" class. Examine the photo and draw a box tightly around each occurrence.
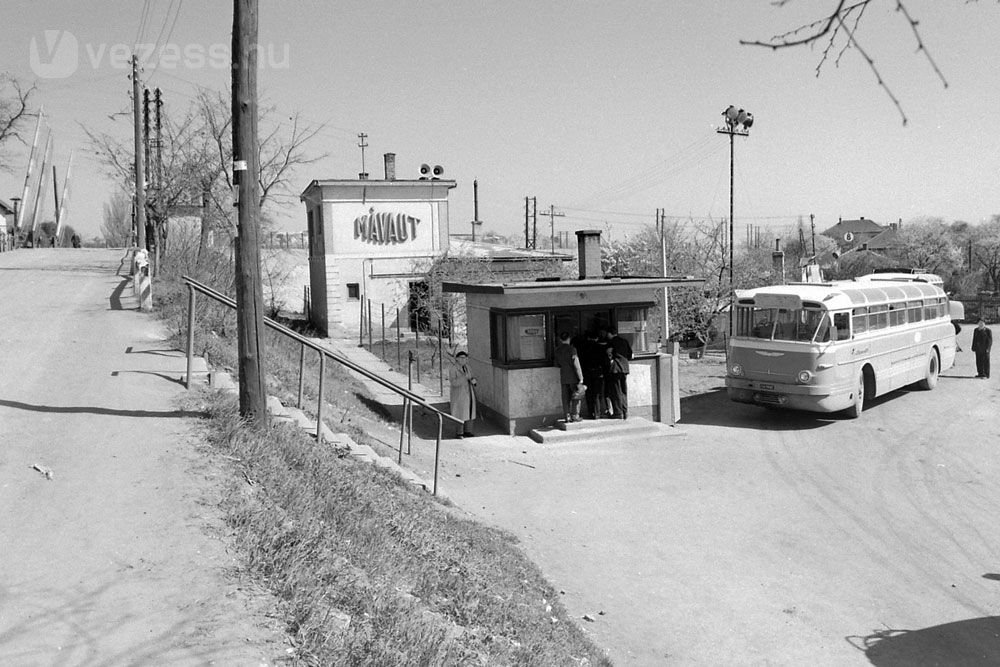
[845,371,866,419]
[917,349,939,390]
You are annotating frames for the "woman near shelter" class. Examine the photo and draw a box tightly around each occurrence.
[449,351,477,437]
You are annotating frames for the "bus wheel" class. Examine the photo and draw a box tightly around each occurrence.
[845,371,866,419]
[917,350,939,390]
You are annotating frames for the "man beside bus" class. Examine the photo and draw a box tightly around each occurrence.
[972,319,993,379]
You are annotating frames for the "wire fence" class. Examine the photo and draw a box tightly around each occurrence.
[358,298,456,397]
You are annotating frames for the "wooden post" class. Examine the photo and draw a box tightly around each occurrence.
[232,0,267,425]
[131,55,147,252]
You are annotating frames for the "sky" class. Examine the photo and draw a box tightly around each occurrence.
[1,0,999,245]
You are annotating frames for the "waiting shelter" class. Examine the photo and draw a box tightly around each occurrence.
[443,230,703,435]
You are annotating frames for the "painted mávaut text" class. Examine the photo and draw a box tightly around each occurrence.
[353,208,420,245]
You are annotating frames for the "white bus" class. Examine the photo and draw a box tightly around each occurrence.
[726,275,959,417]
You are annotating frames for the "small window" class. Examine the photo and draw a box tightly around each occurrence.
[888,303,906,327]
[852,307,868,336]
[346,283,360,300]
[870,304,889,330]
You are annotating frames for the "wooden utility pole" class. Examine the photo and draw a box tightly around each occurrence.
[132,55,147,251]
[810,213,816,255]
[232,0,267,425]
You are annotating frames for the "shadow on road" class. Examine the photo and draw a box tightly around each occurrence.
[0,398,203,419]
[109,370,187,386]
[678,387,908,430]
[846,616,1000,666]
[109,277,129,311]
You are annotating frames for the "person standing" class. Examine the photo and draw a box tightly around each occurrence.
[554,331,584,422]
[449,351,477,437]
[604,327,633,420]
[579,330,609,419]
[972,319,993,379]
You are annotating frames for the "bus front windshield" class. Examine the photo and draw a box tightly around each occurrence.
[736,307,835,342]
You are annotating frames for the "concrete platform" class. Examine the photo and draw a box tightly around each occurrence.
[528,416,685,444]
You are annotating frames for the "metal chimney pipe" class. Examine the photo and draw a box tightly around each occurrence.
[383,153,396,181]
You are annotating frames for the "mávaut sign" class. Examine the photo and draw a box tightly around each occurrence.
[353,208,421,245]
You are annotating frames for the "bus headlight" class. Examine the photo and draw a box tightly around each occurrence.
[730,363,744,377]
[796,370,813,384]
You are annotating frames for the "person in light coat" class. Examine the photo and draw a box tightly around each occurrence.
[449,351,477,437]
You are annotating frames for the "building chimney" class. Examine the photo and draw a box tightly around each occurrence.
[576,230,602,280]
[772,238,785,284]
[383,153,396,181]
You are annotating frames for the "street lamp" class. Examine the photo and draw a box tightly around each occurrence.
[716,105,753,332]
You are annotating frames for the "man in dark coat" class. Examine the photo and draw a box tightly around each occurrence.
[554,332,584,422]
[578,330,609,419]
[603,327,633,419]
[972,319,993,379]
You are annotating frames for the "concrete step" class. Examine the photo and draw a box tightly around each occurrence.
[528,416,681,444]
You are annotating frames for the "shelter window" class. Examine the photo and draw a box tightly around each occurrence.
[491,312,548,364]
[347,283,360,300]
[614,306,649,352]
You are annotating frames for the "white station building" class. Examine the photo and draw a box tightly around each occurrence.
[300,154,456,334]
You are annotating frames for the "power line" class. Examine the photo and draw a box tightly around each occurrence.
[146,0,185,85]
[134,0,153,48]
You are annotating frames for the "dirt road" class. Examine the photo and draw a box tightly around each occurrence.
[0,249,283,665]
[433,326,1000,665]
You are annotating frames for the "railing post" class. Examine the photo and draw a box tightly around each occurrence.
[358,296,364,347]
[406,401,413,455]
[407,350,414,391]
[381,302,386,360]
[185,284,195,389]
[396,307,401,369]
[317,353,326,444]
[438,323,444,396]
[433,414,443,496]
[367,298,373,350]
[297,342,305,409]
[398,397,407,464]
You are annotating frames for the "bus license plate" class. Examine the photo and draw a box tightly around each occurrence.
[760,383,774,390]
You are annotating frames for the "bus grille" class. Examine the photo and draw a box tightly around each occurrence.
[753,391,785,405]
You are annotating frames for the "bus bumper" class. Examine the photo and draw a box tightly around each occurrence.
[726,378,851,413]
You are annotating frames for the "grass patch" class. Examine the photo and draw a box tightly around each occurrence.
[196,392,610,665]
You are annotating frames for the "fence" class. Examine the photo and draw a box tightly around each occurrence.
[183,275,463,495]
[358,298,456,397]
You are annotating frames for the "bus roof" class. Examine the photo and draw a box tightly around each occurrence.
[735,279,945,310]
[854,272,944,286]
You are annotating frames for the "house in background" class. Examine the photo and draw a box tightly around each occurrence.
[821,216,886,250]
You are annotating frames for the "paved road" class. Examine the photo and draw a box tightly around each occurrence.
[424,324,1000,665]
[0,249,281,665]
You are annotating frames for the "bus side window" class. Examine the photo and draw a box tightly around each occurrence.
[829,312,846,341]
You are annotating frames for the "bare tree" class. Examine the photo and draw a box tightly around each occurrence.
[100,190,133,247]
[741,0,948,125]
[84,87,325,266]
[0,74,37,169]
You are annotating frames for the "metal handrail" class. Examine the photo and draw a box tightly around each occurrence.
[183,275,460,495]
